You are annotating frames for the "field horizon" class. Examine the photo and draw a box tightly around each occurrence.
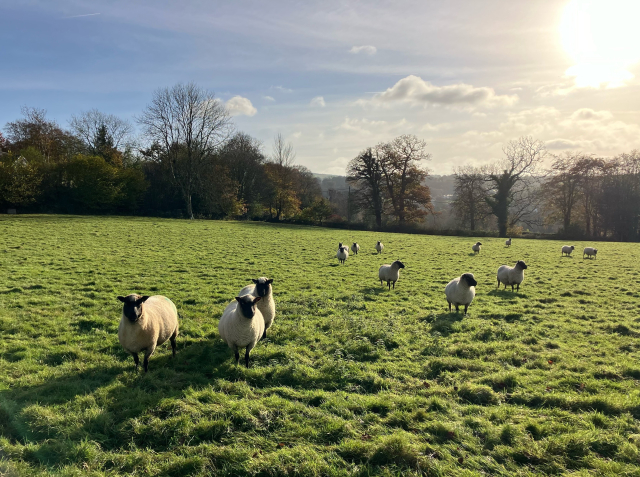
[2,215,640,476]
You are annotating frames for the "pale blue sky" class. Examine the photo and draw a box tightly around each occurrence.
[1,0,639,173]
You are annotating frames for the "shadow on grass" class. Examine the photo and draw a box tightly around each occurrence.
[427,313,464,336]
[488,289,527,300]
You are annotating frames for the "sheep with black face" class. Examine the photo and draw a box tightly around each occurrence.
[497,260,528,292]
[238,277,275,340]
[445,273,478,314]
[218,295,265,367]
[351,242,360,255]
[336,243,349,264]
[117,294,179,372]
[472,242,482,254]
[375,241,384,254]
[378,260,405,290]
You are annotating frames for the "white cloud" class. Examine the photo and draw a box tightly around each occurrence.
[263,95,275,102]
[272,86,293,93]
[369,75,518,108]
[310,96,326,107]
[570,108,613,122]
[225,96,257,116]
[349,45,377,56]
[291,131,302,138]
[545,138,582,150]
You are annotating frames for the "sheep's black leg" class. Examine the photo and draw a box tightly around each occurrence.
[143,355,149,373]
[234,351,240,365]
[261,329,267,340]
[516,284,520,292]
[511,284,515,292]
[464,305,469,314]
[387,281,391,290]
[392,281,395,289]
[504,283,507,290]
[132,353,139,369]
[170,334,177,357]
[245,349,251,368]
[448,302,452,312]
[455,305,459,313]
[497,280,500,288]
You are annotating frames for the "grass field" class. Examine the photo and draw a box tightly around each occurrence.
[2,216,640,476]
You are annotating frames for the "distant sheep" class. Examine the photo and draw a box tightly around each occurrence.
[445,273,478,314]
[117,294,179,372]
[472,242,482,254]
[218,295,264,367]
[379,260,405,290]
[351,242,360,255]
[562,245,575,256]
[238,277,275,340]
[337,244,349,264]
[583,247,598,259]
[505,238,511,247]
[376,241,384,254]
[497,260,528,292]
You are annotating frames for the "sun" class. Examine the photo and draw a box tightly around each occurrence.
[559,0,640,88]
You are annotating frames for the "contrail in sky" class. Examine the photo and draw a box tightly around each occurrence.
[63,13,101,19]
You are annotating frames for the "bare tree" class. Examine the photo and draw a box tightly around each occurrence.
[264,133,299,220]
[484,136,546,237]
[271,133,296,167]
[541,153,588,231]
[379,135,433,225]
[137,83,233,218]
[451,165,490,230]
[346,148,385,228]
[69,109,134,155]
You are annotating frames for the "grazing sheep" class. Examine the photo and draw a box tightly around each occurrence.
[562,245,575,256]
[583,247,598,259]
[376,241,384,254]
[472,242,482,254]
[238,277,275,340]
[497,260,528,292]
[351,242,360,255]
[117,294,179,372]
[505,238,512,247]
[218,295,264,367]
[379,260,405,290]
[445,273,478,314]
[337,244,349,264]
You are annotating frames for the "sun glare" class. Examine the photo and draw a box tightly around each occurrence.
[560,0,640,88]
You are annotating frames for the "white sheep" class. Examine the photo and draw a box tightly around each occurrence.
[497,260,528,292]
[379,260,405,290]
[351,242,360,255]
[117,294,179,372]
[583,247,598,259]
[505,238,511,247]
[445,273,478,314]
[238,277,275,340]
[472,242,482,254]
[376,241,384,254]
[336,244,349,264]
[218,295,264,367]
[561,245,575,256]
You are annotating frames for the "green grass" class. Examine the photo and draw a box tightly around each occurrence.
[2,215,640,476]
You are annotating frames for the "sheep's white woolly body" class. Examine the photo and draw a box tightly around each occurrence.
[337,246,349,264]
[239,279,275,334]
[118,295,178,371]
[583,247,598,259]
[472,242,482,254]
[497,261,527,291]
[505,238,511,247]
[445,273,477,313]
[351,243,360,254]
[379,260,405,290]
[218,297,265,367]
[376,241,384,253]
[562,245,575,256]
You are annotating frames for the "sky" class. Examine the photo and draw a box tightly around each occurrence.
[1,0,640,175]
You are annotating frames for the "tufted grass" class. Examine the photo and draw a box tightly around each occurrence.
[1,215,640,476]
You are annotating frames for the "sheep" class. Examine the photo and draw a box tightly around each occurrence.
[337,244,349,264]
[379,260,405,290]
[497,260,528,292]
[117,294,179,372]
[562,245,575,256]
[376,241,384,254]
[218,295,264,367]
[583,247,598,259]
[445,273,478,314]
[472,242,482,254]
[505,238,512,247]
[238,277,275,340]
[351,242,360,255]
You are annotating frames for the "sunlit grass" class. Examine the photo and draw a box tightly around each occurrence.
[1,215,640,475]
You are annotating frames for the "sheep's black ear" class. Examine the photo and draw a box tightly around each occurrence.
[140,296,150,303]
[252,278,259,284]
[235,296,242,302]
[117,296,126,303]
[253,296,262,303]
[267,278,274,284]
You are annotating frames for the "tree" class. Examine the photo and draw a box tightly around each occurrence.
[541,153,587,231]
[379,135,433,224]
[137,83,233,219]
[292,166,322,210]
[484,136,546,237]
[69,109,134,164]
[0,153,43,209]
[346,148,385,228]
[218,132,266,210]
[451,165,490,230]
[264,134,300,220]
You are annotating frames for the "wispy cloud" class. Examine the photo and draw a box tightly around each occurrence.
[63,13,101,19]
[310,96,326,107]
[349,45,377,56]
